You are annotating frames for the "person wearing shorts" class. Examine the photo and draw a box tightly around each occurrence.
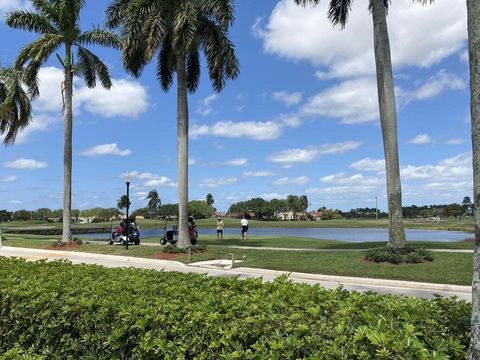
[240,216,249,240]
[216,217,224,240]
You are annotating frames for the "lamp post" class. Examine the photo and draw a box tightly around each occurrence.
[124,174,131,250]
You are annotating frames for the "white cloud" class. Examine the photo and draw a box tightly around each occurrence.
[400,153,471,180]
[196,94,218,116]
[350,158,385,172]
[321,172,383,187]
[4,158,47,169]
[267,141,361,165]
[121,171,177,187]
[302,71,464,124]
[13,114,60,144]
[190,120,282,140]
[257,0,466,79]
[446,138,466,145]
[279,114,302,128]
[188,158,197,165]
[273,176,310,186]
[76,79,148,118]
[1,175,17,182]
[408,134,433,145]
[0,0,29,17]
[7,200,22,204]
[81,143,131,157]
[199,177,238,189]
[243,171,275,177]
[222,158,248,166]
[33,67,148,119]
[271,91,303,106]
[259,192,288,200]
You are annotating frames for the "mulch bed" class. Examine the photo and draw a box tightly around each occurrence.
[155,252,186,260]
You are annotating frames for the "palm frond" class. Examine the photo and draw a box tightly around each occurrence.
[186,48,200,92]
[328,0,353,28]
[172,2,198,54]
[5,10,59,34]
[77,28,121,49]
[77,46,112,89]
[294,0,321,6]
[105,0,132,29]
[157,32,175,91]
[199,17,239,92]
[0,68,34,145]
[143,7,169,61]
[14,34,63,69]
[199,0,236,28]
[31,0,62,27]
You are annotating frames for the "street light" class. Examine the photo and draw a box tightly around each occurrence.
[124,174,131,250]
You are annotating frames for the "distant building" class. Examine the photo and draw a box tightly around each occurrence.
[277,211,307,221]
[309,211,323,221]
[135,215,145,221]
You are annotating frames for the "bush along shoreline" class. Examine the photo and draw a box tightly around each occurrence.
[365,246,434,264]
[0,258,470,359]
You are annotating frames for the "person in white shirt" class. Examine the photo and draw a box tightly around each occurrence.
[240,216,249,240]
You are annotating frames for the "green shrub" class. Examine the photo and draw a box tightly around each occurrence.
[0,258,470,359]
[365,246,434,265]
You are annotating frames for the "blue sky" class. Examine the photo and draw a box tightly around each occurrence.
[0,0,472,213]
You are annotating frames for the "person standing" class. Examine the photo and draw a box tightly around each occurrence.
[216,217,224,240]
[240,215,249,240]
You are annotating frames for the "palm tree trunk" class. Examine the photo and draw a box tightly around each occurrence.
[176,55,190,249]
[62,46,73,243]
[468,0,480,357]
[371,0,406,249]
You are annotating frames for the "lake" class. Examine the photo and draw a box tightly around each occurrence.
[83,227,473,243]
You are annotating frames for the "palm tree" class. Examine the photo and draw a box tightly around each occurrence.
[0,67,38,145]
[467,0,480,357]
[293,0,431,249]
[107,0,239,248]
[206,193,214,211]
[146,189,161,224]
[6,0,120,242]
[117,195,130,211]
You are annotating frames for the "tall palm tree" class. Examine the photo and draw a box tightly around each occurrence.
[467,0,480,357]
[6,0,120,242]
[146,189,161,223]
[293,0,432,249]
[107,0,239,248]
[0,67,38,145]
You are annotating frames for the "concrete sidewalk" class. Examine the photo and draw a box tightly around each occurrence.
[0,246,471,302]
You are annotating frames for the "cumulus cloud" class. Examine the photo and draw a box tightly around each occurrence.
[408,134,433,145]
[121,171,177,187]
[33,67,148,118]
[321,172,383,187]
[302,71,465,124]
[81,143,131,157]
[350,158,385,172]
[1,175,17,182]
[271,91,303,106]
[4,158,47,169]
[243,171,275,177]
[190,120,282,140]
[273,176,310,186]
[222,158,248,166]
[446,138,466,145]
[199,177,238,189]
[188,158,197,165]
[400,153,471,181]
[257,0,466,79]
[267,141,361,165]
[196,94,218,116]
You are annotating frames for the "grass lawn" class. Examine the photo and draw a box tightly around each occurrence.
[2,234,473,285]
[2,217,475,232]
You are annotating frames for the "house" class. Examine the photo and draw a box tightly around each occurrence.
[277,211,307,221]
[309,211,323,221]
[135,215,145,221]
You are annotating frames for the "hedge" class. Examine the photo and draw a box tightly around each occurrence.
[0,258,471,359]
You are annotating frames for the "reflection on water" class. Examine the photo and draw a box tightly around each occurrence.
[82,227,473,243]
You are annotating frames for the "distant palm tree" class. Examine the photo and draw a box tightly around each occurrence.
[206,193,214,206]
[107,0,239,248]
[146,190,161,224]
[0,67,38,145]
[6,0,119,242]
[117,195,130,211]
[467,0,480,357]
[294,0,433,249]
